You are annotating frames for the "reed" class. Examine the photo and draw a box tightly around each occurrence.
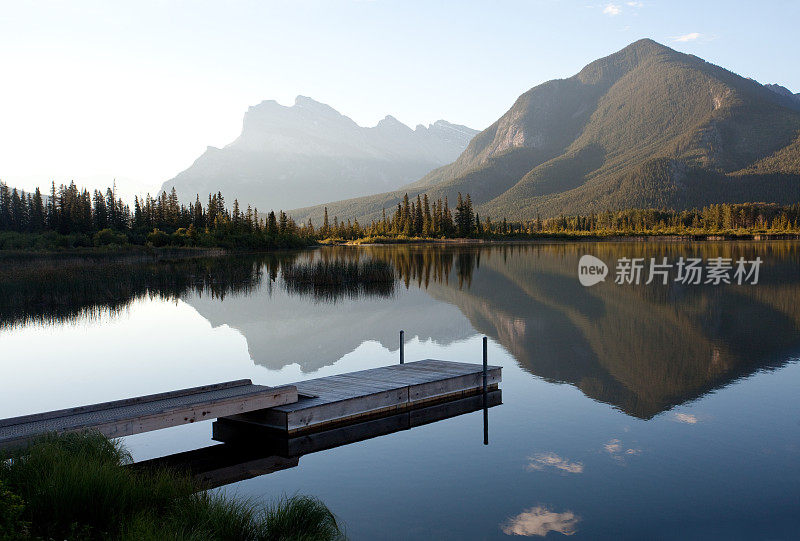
[0,253,291,329]
[281,258,395,301]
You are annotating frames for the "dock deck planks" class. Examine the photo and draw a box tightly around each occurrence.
[0,359,501,452]
[220,359,501,434]
[0,380,298,451]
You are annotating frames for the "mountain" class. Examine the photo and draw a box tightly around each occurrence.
[161,96,477,211]
[765,83,800,104]
[292,39,800,224]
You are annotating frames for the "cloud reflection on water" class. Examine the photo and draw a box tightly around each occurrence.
[673,412,699,424]
[501,506,580,537]
[604,438,642,462]
[526,452,584,474]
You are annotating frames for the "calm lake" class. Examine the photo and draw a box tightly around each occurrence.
[2,241,799,540]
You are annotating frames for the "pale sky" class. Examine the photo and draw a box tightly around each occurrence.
[2,0,798,201]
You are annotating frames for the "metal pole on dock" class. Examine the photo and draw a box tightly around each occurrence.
[483,336,488,445]
[400,330,405,364]
[482,336,488,394]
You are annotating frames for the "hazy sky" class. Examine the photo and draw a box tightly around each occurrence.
[2,0,798,199]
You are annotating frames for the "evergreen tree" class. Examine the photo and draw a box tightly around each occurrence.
[267,210,278,235]
[0,182,10,230]
[422,194,431,237]
[454,192,475,237]
[30,187,45,231]
[322,207,330,237]
[278,210,288,234]
[414,194,424,235]
[93,190,108,230]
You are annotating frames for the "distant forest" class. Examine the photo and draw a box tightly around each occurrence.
[0,181,311,250]
[343,192,800,240]
[0,181,798,250]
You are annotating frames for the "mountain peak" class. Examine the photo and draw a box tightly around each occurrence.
[293,95,342,116]
[376,115,413,132]
[294,95,321,106]
[576,38,677,85]
[378,114,403,124]
[614,38,677,60]
[626,37,669,52]
[764,83,799,100]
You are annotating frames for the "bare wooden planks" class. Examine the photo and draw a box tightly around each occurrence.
[0,380,298,451]
[220,359,501,434]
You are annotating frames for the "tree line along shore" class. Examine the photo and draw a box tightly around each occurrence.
[0,181,798,251]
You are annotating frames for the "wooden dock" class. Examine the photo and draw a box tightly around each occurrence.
[0,380,297,451]
[218,359,501,435]
[136,389,502,489]
[0,359,501,453]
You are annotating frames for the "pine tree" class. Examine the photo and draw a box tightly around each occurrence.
[455,193,472,237]
[401,194,411,234]
[422,194,431,237]
[232,199,241,230]
[0,182,10,230]
[30,187,45,231]
[278,210,288,234]
[93,190,108,230]
[414,194,424,235]
[322,207,330,237]
[267,210,278,235]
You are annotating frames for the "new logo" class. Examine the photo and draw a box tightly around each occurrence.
[578,255,608,287]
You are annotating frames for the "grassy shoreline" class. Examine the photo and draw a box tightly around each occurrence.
[0,245,226,264]
[326,231,800,246]
[0,432,345,540]
[1,231,798,257]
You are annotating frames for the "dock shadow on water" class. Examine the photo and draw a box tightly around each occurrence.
[136,388,502,490]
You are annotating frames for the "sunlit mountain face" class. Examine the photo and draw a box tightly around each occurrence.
[5,242,798,420]
[294,39,800,226]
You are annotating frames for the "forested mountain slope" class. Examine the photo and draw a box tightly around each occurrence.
[292,39,800,224]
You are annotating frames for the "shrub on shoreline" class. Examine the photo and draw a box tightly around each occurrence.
[0,432,345,540]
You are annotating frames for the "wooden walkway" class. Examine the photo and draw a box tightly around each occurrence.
[219,359,501,435]
[0,380,298,451]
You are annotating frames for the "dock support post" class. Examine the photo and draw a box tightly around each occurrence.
[482,337,488,394]
[400,330,405,364]
[483,336,488,445]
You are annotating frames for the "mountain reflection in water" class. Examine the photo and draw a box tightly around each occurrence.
[2,241,798,420]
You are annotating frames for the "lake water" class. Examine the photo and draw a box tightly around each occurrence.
[1,242,799,540]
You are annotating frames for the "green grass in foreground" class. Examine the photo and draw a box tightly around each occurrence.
[0,432,345,540]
